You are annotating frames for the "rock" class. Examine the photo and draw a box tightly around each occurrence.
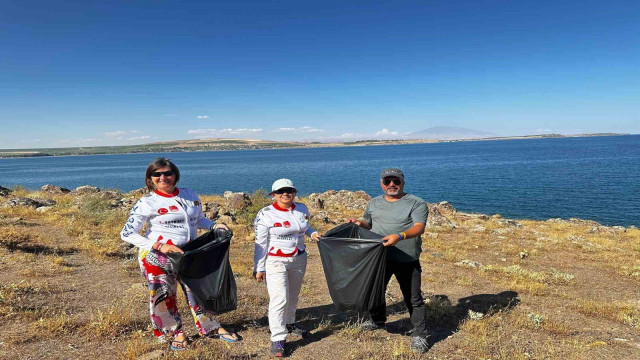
[227,192,251,213]
[455,259,483,268]
[495,219,522,228]
[547,218,568,224]
[0,186,11,197]
[427,203,456,229]
[612,226,627,232]
[75,185,100,194]
[0,217,25,225]
[312,210,338,224]
[492,228,514,235]
[519,250,529,259]
[435,201,457,215]
[569,218,601,226]
[36,206,54,213]
[458,213,489,221]
[203,202,221,219]
[41,184,71,194]
[470,225,486,233]
[307,190,371,212]
[127,187,147,196]
[217,215,235,225]
[4,197,56,208]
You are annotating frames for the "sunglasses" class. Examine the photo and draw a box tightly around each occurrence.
[273,187,296,195]
[382,178,402,186]
[151,170,175,177]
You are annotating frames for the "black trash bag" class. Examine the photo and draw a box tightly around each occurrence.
[166,228,237,314]
[317,222,387,312]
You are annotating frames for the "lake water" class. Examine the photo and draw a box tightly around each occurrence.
[1,135,639,226]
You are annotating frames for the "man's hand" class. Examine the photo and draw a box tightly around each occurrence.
[311,232,321,241]
[213,223,229,230]
[382,233,402,247]
[255,272,266,283]
[348,218,362,226]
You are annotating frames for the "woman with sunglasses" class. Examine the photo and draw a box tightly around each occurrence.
[121,157,238,351]
[253,178,321,357]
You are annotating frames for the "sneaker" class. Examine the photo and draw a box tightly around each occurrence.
[286,323,310,338]
[270,340,286,357]
[360,318,385,331]
[411,336,430,353]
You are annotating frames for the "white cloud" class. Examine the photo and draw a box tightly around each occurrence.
[275,126,324,133]
[105,130,141,139]
[197,115,209,119]
[127,135,151,141]
[187,128,263,138]
[374,128,399,136]
[79,138,100,143]
[339,133,359,138]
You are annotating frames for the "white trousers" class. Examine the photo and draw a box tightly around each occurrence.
[265,253,307,341]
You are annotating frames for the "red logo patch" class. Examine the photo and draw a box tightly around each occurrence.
[169,205,179,212]
[158,208,168,215]
[274,222,282,227]
[283,221,291,228]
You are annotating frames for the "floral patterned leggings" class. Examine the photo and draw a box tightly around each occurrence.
[139,249,221,340]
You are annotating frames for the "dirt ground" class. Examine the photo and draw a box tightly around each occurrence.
[1,197,640,359]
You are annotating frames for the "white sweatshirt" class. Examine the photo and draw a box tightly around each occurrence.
[253,202,317,272]
[120,188,214,251]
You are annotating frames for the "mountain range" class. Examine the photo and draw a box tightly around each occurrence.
[408,126,497,140]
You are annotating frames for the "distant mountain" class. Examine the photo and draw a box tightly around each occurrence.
[408,126,496,140]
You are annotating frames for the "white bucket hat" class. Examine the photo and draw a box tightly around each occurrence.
[271,178,296,193]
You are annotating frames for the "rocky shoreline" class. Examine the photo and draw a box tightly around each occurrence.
[2,184,634,233]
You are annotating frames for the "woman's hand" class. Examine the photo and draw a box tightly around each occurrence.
[158,243,184,254]
[255,272,266,283]
[311,232,321,241]
[213,223,229,231]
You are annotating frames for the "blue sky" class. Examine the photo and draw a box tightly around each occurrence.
[1,0,639,149]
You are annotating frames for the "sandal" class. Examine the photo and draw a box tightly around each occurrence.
[169,338,188,351]
[208,328,239,343]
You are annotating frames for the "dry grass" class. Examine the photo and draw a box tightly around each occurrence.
[573,299,640,328]
[1,189,640,359]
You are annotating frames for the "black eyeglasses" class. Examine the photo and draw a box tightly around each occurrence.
[151,170,175,177]
[274,187,296,194]
[382,178,402,186]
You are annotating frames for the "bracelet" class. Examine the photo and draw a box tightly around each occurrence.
[396,232,404,240]
[400,231,407,239]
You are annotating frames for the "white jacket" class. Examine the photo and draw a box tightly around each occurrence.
[121,188,214,251]
[253,202,317,272]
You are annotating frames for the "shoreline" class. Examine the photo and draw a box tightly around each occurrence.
[1,184,635,228]
[0,133,632,159]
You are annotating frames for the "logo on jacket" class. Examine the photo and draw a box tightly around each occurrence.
[274,222,282,227]
[169,205,179,212]
[158,208,168,215]
[283,221,291,228]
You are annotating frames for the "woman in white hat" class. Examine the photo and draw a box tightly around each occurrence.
[253,178,321,357]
